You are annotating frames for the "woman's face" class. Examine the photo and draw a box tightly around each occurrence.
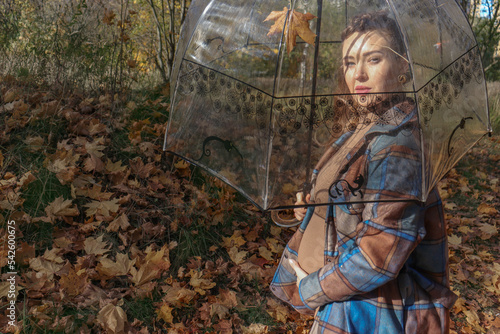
[342,30,407,106]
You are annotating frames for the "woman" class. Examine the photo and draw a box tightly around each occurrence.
[270,11,457,333]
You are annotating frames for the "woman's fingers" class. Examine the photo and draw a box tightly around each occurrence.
[294,192,310,221]
[289,259,308,287]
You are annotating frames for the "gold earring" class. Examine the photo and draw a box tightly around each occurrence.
[398,74,408,84]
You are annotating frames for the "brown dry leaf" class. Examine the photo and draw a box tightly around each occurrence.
[60,267,88,297]
[84,154,105,173]
[41,196,79,223]
[106,214,131,232]
[23,136,45,152]
[106,159,128,174]
[259,246,274,261]
[84,198,120,217]
[478,223,498,240]
[448,234,462,246]
[266,297,289,323]
[228,246,248,265]
[264,7,317,53]
[241,323,269,334]
[29,257,64,280]
[97,253,136,278]
[157,303,174,324]
[162,284,197,307]
[84,235,110,256]
[478,203,498,215]
[189,270,216,295]
[97,304,127,334]
[222,230,247,248]
[131,246,171,286]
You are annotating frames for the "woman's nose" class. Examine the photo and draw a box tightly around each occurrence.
[354,65,367,81]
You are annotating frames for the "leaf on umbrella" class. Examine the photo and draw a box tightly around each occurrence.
[264,7,317,54]
[97,304,127,334]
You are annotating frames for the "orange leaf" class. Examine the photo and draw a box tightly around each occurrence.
[264,7,317,53]
[60,267,88,297]
[157,303,174,324]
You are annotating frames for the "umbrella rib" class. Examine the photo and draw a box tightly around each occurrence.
[414,45,479,94]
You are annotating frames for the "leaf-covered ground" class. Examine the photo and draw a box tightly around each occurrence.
[0,77,498,333]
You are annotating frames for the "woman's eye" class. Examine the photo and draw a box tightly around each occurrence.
[345,61,355,68]
[369,57,380,63]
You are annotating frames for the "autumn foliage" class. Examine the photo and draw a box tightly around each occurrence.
[0,74,499,333]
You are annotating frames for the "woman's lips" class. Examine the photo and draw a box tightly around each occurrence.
[355,86,371,94]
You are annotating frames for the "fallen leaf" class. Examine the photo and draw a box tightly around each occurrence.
[228,246,248,265]
[40,196,79,223]
[60,267,88,297]
[84,235,110,256]
[478,203,498,215]
[84,198,120,217]
[157,303,174,324]
[97,253,136,277]
[448,234,462,246]
[97,304,127,334]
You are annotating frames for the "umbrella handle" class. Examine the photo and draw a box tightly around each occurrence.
[270,210,301,227]
[271,192,306,228]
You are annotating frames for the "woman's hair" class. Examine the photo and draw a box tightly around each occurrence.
[341,10,405,56]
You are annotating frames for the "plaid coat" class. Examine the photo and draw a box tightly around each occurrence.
[270,100,457,333]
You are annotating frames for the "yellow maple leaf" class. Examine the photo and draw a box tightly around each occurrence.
[264,7,317,54]
[157,303,174,324]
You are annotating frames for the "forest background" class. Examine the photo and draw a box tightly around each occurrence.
[0,0,499,333]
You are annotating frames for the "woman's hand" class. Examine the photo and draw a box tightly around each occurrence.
[289,259,308,287]
[293,192,311,221]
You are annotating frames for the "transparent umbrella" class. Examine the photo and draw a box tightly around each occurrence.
[164,0,492,226]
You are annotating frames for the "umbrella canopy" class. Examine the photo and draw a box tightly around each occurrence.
[164,0,491,212]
